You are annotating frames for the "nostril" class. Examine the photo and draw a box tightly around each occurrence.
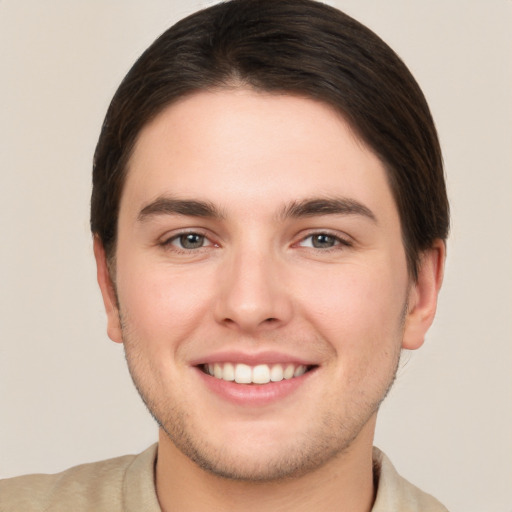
[221,317,278,328]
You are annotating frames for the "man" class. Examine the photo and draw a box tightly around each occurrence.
[1,0,449,510]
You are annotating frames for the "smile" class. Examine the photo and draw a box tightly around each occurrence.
[202,362,312,384]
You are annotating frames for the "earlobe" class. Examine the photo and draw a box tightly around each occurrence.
[402,240,446,350]
[93,236,123,344]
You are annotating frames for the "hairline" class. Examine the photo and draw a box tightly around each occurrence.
[103,83,428,280]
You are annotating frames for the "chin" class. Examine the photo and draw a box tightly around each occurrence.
[158,412,363,482]
[167,433,341,482]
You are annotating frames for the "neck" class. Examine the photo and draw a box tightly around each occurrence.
[155,423,376,512]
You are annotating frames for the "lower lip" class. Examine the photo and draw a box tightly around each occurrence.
[194,367,316,406]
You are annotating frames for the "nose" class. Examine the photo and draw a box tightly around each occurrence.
[214,245,293,333]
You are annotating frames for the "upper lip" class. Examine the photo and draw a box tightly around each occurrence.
[189,350,319,367]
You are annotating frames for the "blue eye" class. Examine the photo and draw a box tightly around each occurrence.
[299,233,347,249]
[171,233,207,249]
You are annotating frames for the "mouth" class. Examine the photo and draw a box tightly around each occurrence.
[199,362,316,384]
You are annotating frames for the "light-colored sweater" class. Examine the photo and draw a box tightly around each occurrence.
[0,445,448,511]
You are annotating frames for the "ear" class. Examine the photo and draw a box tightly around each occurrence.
[402,239,446,350]
[93,236,123,344]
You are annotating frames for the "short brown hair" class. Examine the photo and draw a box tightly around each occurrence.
[91,0,449,279]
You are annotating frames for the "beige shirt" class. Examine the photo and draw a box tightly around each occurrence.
[0,445,448,511]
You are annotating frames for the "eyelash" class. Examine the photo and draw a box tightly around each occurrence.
[160,230,214,252]
[160,230,352,253]
[297,232,352,250]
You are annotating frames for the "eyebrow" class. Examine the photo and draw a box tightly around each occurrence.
[138,196,224,221]
[137,195,376,223]
[279,197,377,222]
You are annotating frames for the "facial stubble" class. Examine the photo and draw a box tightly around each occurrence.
[118,305,405,483]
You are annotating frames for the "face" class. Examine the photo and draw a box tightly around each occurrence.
[96,89,441,481]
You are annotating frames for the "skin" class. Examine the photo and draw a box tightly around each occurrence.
[95,89,444,512]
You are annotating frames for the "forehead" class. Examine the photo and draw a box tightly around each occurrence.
[121,89,397,225]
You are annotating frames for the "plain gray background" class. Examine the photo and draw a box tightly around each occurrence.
[1,1,511,511]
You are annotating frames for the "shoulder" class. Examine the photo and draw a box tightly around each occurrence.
[372,447,449,512]
[0,444,158,512]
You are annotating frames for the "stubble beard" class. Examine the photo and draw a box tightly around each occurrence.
[120,310,403,483]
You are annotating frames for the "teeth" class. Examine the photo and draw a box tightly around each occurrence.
[270,364,284,382]
[252,364,270,384]
[234,363,252,384]
[204,362,309,384]
[222,362,235,381]
[283,364,295,379]
[294,365,306,377]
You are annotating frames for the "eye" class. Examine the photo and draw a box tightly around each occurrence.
[298,233,348,249]
[167,232,210,250]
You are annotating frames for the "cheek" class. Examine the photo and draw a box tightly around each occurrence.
[115,257,214,346]
[296,261,408,352]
